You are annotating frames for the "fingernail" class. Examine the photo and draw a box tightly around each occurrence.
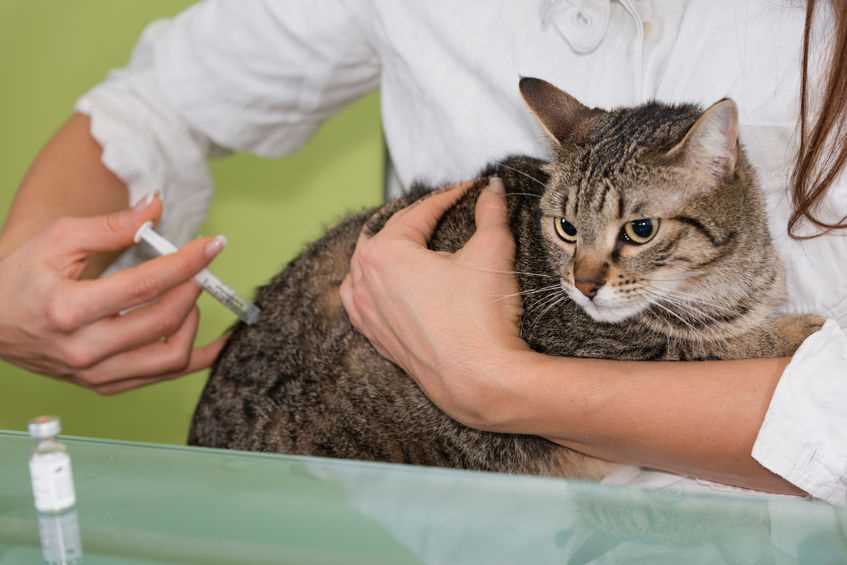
[133,191,161,211]
[205,235,227,258]
[488,176,505,194]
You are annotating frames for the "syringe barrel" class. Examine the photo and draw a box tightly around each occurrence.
[133,222,261,325]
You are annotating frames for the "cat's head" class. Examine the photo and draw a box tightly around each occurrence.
[519,78,779,334]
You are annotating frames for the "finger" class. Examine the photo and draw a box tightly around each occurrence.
[89,333,230,395]
[339,275,363,328]
[62,281,201,367]
[367,336,394,364]
[460,177,516,268]
[75,306,203,386]
[381,181,475,245]
[474,177,509,232]
[49,193,163,256]
[352,229,371,269]
[87,377,162,395]
[181,333,230,374]
[349,250,364,283]
[53,235,225,329]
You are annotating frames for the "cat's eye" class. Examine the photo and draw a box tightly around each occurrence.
[622,218,660,244]
[554,217,578,243]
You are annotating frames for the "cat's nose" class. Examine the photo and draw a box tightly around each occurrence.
[575,278,603,300]
[573,256,608,300]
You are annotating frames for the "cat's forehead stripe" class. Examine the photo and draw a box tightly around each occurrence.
[593,178,614,214]
[574,184,581,217]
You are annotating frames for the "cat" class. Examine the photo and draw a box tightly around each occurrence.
[188,78,823,480]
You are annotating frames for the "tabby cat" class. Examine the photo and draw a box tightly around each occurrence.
[188,78,822,480]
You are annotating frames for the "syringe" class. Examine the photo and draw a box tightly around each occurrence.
[134,222,261,325]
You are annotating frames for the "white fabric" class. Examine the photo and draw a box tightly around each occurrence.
[753,319,847,505]
[75,0,847,503]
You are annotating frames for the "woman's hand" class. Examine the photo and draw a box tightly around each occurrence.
[0,196,227,394]
[340,178,531,430]
[339,179,811,495]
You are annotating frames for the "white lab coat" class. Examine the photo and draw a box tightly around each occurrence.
[76,0,847,504]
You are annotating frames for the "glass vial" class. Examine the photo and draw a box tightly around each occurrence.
[28,416,76,513]
[37,509,83,565]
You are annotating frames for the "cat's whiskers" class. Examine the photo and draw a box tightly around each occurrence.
[497,163,548,190]
[662,303,733,349]
[638,286,697,318]
[530,294,568,330]
[641,271,707,283]
[504,192,543,199]
[642,294,701,337]
[650,287,738,314]
[493,284,562,304]
[637,276,741,322]
[526,290,561,313]
[649,294,724,328]
[526,288,567,315]
[639,286,721,319]
[663,298,734,320]
[453,262,557,279]
[639,287,733,347]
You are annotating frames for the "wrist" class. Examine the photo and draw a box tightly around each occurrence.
[491,352,615,442]
[473,347,552,434]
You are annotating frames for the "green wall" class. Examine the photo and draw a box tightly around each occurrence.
[0,2,383,444]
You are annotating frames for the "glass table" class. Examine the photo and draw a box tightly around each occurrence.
[1,430,844,564]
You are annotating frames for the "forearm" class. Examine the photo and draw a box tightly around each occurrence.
[1,113,128,275]
[501,351,803,495]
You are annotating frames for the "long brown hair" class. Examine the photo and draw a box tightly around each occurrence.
[791,0,847,238]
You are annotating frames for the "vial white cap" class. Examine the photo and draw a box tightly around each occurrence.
[28,416,61,439]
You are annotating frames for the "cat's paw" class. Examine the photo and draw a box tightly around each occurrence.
[773,314,826,355]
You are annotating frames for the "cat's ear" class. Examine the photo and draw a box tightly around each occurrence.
[666,99,739,180]
[519,77,596,145]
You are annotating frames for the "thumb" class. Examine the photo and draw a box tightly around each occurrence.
[473,177,509,232]
[381,181,474,246]
[460,177,515,269]
[53,193,163,256]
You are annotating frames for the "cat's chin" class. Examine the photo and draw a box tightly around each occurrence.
[582,304,644,323]
[567,290,644,323]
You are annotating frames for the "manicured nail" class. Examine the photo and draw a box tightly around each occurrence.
[205,235,227,258]
[133,191,161,211]
[488,176,505,194]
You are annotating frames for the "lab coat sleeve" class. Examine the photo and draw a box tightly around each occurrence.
[75,0,380,272]
[752,319,847,505]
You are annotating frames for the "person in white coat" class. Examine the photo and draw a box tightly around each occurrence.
[2,1,845,503]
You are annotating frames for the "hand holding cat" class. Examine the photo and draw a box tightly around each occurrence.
[341,178,531,430]
[0,196,227,394]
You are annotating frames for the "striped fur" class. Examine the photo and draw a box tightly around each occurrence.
[188,82,822,480]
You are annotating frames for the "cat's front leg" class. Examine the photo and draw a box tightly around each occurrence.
[716,315,825,359]
[769,314,826,356]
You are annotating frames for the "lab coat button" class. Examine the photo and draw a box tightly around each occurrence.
[542,0,611,54]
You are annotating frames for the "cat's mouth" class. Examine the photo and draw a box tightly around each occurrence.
[563,282,647,323]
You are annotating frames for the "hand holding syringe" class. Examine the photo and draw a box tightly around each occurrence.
[134,222,261,325]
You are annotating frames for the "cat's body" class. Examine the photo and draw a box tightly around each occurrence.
[189,80,821,479]
[190,158,616,479]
